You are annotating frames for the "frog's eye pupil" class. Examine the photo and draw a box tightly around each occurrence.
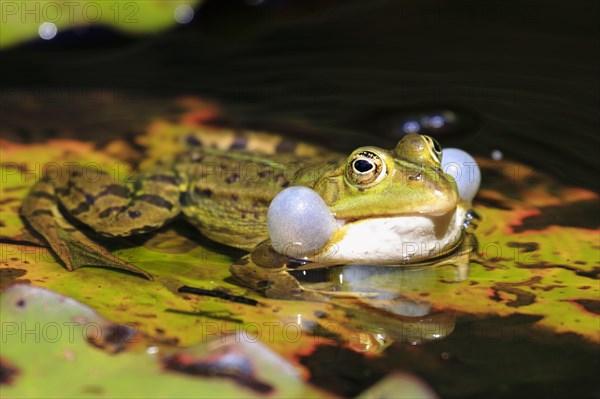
[354,159,373,173]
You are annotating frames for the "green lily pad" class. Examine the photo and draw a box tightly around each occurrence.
[0,284,331,398]
[1,109,599,397]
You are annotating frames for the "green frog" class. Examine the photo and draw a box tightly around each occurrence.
[21,133,479,300]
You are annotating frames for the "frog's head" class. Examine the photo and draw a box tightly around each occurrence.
[311,134,458,220]
[267,134,480,262]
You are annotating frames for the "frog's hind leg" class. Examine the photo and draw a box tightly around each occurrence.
[21,168,181,279]
[21,179,154,279]
[55,168,182,237]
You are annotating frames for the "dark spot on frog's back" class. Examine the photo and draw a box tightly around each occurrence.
[29,191,56,201]
[275,139,298,153]
[128,210,141,219]
[252,198,270,207]
[146,175,179,185]
[194,187,213,198]
[70,201,91,216]
[97,184,130,199]
[137,194,174,210]
[229,135,248,150]
[99,206,127,218]
[225,173,240,184]
[55,187,70,196]
[186,135,203,146]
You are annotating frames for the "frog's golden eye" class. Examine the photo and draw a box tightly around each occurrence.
[423,135,443,164]
[347,150,386,186]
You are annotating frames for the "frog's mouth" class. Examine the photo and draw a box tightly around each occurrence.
[315,207,465,264]
[267,186,465,263]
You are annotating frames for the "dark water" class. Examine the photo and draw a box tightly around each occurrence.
[1,1,599,397]
[299,313,600,398]
[1,0,598,191]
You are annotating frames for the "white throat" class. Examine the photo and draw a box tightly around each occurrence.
[310,206,465,265]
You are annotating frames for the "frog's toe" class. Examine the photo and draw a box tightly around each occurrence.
[57,232,154,280]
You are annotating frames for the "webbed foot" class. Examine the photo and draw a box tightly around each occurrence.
[21,180,153,280]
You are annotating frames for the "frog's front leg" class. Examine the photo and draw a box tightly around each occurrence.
[230,241,378,301]
[230,241,328,301]
[21,167,182,279]
[427,233,478,281]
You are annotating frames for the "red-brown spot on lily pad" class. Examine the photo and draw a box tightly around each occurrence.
[506,241,540,253]
[511,200,600,232]
[0,358,19,385]
[494,288,535,307]
[86,323,139,354]
[570,299,600,315]
[517,262,599,280]
[500,276,542,286]
[491,277,541,307]
[0,268,29,290]
[162,348,273,394]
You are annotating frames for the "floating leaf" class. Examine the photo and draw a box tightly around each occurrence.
[0,284,331,398]
[1,115,598,398]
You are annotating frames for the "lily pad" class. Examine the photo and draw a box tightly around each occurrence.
[1,111,599,397]
[0,284,330,398]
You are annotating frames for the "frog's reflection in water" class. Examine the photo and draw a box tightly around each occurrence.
[291,264,461,352]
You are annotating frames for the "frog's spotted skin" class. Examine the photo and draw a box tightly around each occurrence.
[21,133,479,300]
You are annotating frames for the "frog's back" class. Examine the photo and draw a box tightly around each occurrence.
[174,139,337,250]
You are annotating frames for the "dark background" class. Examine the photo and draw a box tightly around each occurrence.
[1,0,599,191]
